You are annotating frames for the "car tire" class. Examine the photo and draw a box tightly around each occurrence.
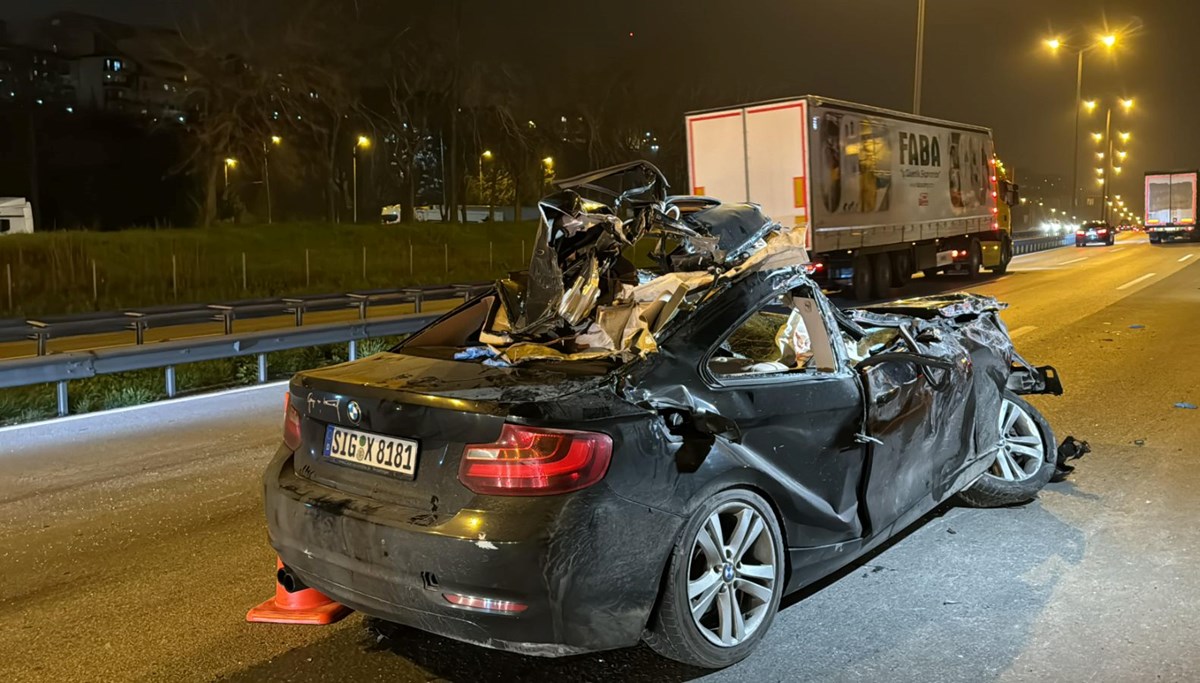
[921,267,939,279]
[1149,235,1161,245]
[870,253,893,299]
[644,488,786,669]
[956,391,1056,508]
[851,254,873,301]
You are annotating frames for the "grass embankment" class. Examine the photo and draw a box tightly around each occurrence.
[0,221,545,317]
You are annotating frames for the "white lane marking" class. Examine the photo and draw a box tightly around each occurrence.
[0,380,289,435]
[1179,254,1195,263]
[1108,247,1124,253]
[1117,273,1157,291]
[1008,325,1037,339]
[1058,257,1088,266]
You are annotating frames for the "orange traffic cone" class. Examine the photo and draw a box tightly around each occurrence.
[246,557,352,625]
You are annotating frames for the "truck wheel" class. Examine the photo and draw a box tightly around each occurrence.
[1149,235,1161,245]
[870,254,893,299]
[890,250,913,286]
[851,254,874,301]
[965,238,983,279]
[989,235,1013,275]
[922,267,939,279]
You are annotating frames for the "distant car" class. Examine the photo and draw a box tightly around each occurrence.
[1076,220,1114,247]
[261,162,1073,669]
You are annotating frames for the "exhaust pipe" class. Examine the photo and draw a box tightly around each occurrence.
[277,564,308,593]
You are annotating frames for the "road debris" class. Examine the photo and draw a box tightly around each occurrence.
[1174,402,1198,410]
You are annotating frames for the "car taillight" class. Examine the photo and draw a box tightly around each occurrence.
[283,393,302,450]
[1097,228,1108,235]
[459,424,612,496]
[1076,230,1086,236]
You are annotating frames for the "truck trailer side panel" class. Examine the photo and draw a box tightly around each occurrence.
[808,103,996,252]
[686,96,1010,297]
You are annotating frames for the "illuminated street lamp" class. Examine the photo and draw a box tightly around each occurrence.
[1087,100,1135,223]
[263,136,283,224]
[224,157,238,188]
[1083,100,1097,112]
[352,135,371,223]
[1045,30,1126,209]
[479,150,495,221]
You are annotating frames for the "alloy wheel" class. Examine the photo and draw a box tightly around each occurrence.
[992,398,1046,482]
[686,502,777,648]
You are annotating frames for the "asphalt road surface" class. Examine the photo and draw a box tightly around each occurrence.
[3,231,1199,682]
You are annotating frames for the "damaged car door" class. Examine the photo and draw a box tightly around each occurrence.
[642,272,868,548]
[852,323,975,535]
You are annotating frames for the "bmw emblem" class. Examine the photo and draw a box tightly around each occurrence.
[722,564,735,583]
[346,401,362,423]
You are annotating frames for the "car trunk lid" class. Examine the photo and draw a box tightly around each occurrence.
[287,350,626,517]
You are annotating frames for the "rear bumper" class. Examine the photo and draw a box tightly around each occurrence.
[262,445,676,656]
[1148,227,1197,239]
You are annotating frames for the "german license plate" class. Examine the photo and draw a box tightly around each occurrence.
[324,425,418,478]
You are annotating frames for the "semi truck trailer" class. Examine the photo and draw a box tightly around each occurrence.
[685,96,1018,299]
[1144,171,1199,243]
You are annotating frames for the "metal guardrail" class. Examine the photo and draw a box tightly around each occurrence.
[0,282,490,357]
[1012,233,1074,255]
[0,312,442,417]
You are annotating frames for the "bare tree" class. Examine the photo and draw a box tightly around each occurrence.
[156,1,299,226]
[363,37,452,223]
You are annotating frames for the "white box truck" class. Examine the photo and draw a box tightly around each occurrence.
[1144,171,1198,243]
[685,96,1017,299]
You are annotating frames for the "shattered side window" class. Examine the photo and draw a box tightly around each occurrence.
[709,299,815,377]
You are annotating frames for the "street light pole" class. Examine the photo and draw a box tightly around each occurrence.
[1071,49,1083,210]
[264,135,281,225]
[1102,107,1112,223]
[353,135,370,224]
[913,0,926,115]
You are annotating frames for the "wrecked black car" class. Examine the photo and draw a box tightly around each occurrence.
[262,162,1075,669]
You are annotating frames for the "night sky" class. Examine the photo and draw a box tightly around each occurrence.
[1,0,1191,210]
